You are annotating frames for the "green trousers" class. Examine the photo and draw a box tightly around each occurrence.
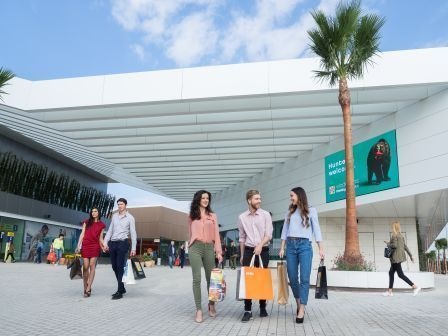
[189,241,215,310]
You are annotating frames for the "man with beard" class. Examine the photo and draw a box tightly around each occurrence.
[237,190,273,322]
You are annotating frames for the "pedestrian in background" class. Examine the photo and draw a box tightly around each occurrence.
[383,221,420,297]
[35,241,43,263]
[5,241,16,263]
[76,207,106,298]
[168,241,176,269]
[52,234,65,265]
[229,241,238,269]
[104,198,137,300]
[179,244,186,268]
[188,190,223,323]
[279,187,324,324]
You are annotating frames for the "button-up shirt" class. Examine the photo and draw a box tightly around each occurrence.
[280,207,322,242]
[237,208,273,247]
[104,211,137,252]
[188,212,222,256]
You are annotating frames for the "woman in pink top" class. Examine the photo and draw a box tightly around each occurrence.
[188,190,223,323]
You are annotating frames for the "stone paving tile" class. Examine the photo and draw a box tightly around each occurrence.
[0,263,447,336]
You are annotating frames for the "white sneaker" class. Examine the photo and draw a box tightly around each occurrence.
[382,291,393,297]
[413,287,421,296]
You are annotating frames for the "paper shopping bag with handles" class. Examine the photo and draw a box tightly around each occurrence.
[244,255,274,301]
[208,267,226,302]
[122,259,136,285]
[277,260,289,305]
[69,256,83,280]
[236,268,246,300]
[131,257,146,280]
[315,260,328,299]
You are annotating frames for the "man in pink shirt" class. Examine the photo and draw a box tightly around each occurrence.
[237,190,273,322]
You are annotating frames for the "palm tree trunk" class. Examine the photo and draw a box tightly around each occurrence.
[339,77,360,258]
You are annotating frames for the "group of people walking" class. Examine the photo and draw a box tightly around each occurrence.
[188,187,324,324]
[66,188,420,325]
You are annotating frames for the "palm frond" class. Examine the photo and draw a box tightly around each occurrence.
[0,67,15,101]
[307,0,385,86]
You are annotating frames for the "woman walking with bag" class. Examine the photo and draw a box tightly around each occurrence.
[279,187,324,324]
[188,190,223,323]
[76,207,106,297]
[383,221,420,297]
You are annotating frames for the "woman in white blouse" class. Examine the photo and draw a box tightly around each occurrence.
[279,187,324,324]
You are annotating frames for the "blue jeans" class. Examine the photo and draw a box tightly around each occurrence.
[286,238,313,305]
[55,249,63,263]
[168,256,174,268]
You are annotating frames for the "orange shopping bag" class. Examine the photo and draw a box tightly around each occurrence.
[244,255,274,301]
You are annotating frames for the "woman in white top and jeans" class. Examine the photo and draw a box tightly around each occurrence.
[279,187,324,324]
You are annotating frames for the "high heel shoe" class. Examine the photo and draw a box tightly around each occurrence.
[208,303,217,317]
[195,310,203,323]
[296,308,305,324]
[83,290,89,298]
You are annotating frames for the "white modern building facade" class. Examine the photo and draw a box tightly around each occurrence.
[1,47,448,271]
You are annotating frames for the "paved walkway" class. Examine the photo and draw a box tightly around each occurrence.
[0,262,446,336]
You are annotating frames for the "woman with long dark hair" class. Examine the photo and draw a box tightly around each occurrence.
[279,187,324,324]
[76,207,106,297]
[188,190,223,323]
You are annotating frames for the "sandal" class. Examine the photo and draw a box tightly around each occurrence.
[195,310,203,323]
[208,304,217,317]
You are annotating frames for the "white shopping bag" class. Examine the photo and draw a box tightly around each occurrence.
[122,259,136,285]
[236,267,246,300]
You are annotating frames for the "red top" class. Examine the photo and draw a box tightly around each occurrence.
[81,220,106,258]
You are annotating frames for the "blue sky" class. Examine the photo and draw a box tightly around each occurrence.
[1,0,447,81]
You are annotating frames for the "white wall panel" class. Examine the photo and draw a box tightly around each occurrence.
[102,70,183,104]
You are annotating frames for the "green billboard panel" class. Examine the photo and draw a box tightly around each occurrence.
[325,130,400,203]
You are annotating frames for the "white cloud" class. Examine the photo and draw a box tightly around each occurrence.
[111,0,342,67]
[130,43,146,60]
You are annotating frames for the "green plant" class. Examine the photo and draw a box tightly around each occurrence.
[141,253,153,262]
[308,0,385,259]
[332,252,375,271]
[0,67,15,101]
[435,238,447,274]
[0,151,116,216]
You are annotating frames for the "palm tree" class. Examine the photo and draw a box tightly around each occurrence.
[308,0,385,258]
[435,238,447,274]
[0,67,15,102]
[425,251,436,272]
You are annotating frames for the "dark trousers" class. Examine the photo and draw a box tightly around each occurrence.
[389,262,414,288]
[6,252,15,261]
[109,240,129,293]
[242,246,270,311]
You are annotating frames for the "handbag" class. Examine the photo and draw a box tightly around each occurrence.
[208,267,226,302]
[315,259,328,299]
[243,255,274,300]
[384,246,394,258]
[131,257,146,280]
[277,260,289,305]
[174,257,180,266]
[69,257,83,280]
[47,251,57,263]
